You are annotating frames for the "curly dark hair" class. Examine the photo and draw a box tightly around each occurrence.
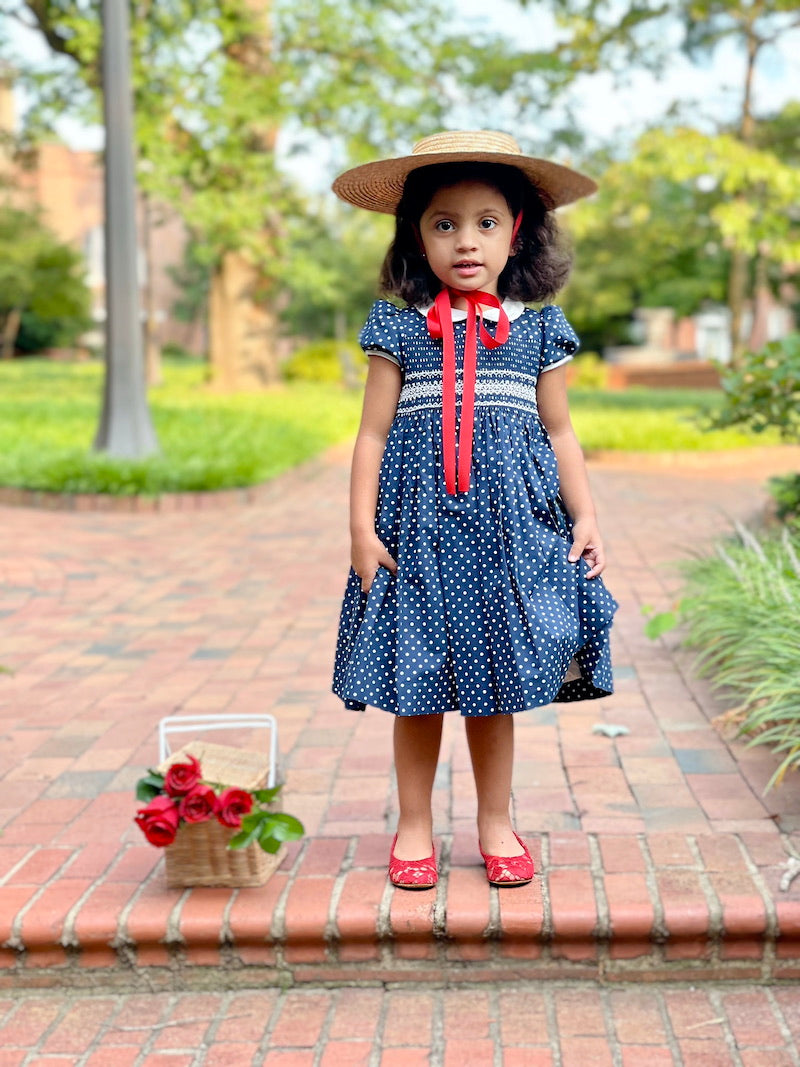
[379,162,572,305]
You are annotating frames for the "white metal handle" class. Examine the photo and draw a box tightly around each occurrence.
[157,713,278,789]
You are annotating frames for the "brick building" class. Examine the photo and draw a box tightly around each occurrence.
[1,73,204,356]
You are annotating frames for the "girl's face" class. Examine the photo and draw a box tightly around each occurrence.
[418,179,515,303]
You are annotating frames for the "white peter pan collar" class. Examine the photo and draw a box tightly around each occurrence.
[414,297,526,323]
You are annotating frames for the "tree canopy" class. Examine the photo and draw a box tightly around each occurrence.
[0,203,91,358]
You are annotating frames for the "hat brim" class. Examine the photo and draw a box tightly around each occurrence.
[332,150,597,213]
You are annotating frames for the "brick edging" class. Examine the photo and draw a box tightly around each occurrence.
[2,832,800,990]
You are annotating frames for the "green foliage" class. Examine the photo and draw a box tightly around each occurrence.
[769,474,800,521]
[0,358,362,494]
[567,352,609,390]
[562,137,729,350]
[640,603,682,640]
[630,127,800,262]
[0,204,92,352]
[6,0,534,284]
[0,362,782,495]
[708,335,800,442]
[228,809,305,854]
[160,341,202,361]
[681,522,800,789]
[282,340,364,384]
[568,387,777,452]
[281,204,392,341]
[135,771,166,803]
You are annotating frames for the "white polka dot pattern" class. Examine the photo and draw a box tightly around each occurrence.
[332,300,618,716]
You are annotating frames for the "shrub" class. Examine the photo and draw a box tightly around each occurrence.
[769,473,800,521]
[709,334,800,441]
[567,352,609,390]
[282,340,363,384]
[681,522,800,789]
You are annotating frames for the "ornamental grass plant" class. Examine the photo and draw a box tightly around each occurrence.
[681,521,800,789]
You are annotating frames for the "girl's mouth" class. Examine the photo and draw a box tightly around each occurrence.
[453,261,481,275]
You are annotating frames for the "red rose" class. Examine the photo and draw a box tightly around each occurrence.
[135,795,180,847]
[164,755,202,797]
[178,784,217,824]
[215,787,253,829]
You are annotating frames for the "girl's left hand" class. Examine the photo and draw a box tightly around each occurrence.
[568,517,606,579]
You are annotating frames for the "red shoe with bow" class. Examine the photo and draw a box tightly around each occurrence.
[479,832,534,887]
[388,834,438,890]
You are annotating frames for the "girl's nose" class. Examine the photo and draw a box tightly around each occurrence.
[456,228,479,251]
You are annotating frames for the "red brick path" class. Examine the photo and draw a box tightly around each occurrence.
[1,982,800,1064]
[2,446,800,992]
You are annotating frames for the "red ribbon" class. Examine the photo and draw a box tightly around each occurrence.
[426,288,510,495]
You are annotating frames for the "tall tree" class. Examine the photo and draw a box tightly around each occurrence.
[520,0,800,359]
[2,0,547,387]
[0,203,90,358]
[562,110,800,353]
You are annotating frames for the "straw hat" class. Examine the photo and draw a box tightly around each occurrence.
[332,130,597,214]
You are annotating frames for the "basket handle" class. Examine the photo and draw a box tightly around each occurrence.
[157,714,278,789]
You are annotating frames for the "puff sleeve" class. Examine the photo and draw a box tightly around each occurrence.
[359,300,404,369]
[539,305,579,374]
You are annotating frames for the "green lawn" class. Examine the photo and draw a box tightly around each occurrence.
[0,359,363,494]
[569,387,777,453]
[0,358,779,495]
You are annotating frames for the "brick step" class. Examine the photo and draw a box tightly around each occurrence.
[2,831,800,991]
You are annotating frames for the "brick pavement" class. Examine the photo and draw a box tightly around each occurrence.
[2,445,800,987]
[1,981,799,1065]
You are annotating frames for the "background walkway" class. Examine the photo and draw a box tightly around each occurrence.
[1,444,800,1062]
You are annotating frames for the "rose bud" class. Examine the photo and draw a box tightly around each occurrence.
[164,755,202,797]
[135,795,180,847]
[215,787,254,829]
[178,784,217,824]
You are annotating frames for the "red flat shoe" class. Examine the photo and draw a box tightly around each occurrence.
[389,834,438,890]
[479,832,534,888]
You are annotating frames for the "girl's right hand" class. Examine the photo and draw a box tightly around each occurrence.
[351,533,397,593]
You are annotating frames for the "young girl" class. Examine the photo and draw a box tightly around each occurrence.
[331,131,617,890]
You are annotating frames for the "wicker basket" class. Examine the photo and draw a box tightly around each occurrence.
[158,739,285,888]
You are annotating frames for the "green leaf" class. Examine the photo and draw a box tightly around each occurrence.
[135,772,166,802]
[253,786,282,804]
[264,814,305,842]
[644,611,680,640]
[227,822,262,851]
[257,831,283,854]
[135,781,163,802]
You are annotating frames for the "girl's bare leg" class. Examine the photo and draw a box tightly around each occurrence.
[464,714,524,856]
[393,713,444,859]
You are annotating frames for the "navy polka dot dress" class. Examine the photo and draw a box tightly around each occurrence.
[332,298,618,717]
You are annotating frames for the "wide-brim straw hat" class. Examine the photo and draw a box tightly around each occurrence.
[332,130,597,214]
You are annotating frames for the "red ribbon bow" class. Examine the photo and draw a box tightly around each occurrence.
[426,288,510,495]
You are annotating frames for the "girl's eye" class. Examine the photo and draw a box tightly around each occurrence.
[434,220,455,232]
[480,218,498,230]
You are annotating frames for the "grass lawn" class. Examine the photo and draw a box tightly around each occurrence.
[0,359,363,494]
[568,387,777,453]
[0,358,779,495]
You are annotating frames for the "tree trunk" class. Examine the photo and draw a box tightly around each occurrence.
[727,17,760,366]
[142,191,163,388]
[208,250,280,390]
[94,0,159,457]
[1,308,22,360]
[206,0,281,392]
[747,252,771,352]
